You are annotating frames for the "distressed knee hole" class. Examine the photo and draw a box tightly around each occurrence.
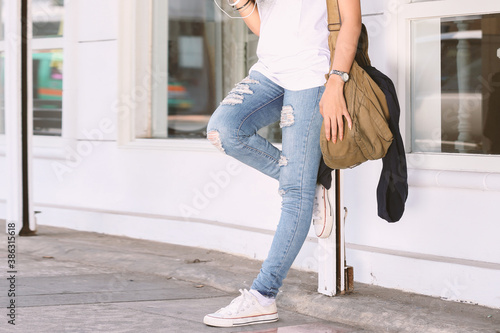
[279,155,288,167]
[220,81,255,106]
[207,130,225,153]
[233,83,253,95]
[220,93,244,106]
[241,76,260,85]
[280,105,295,128]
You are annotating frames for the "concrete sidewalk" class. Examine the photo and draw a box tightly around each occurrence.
[0,221,498,333]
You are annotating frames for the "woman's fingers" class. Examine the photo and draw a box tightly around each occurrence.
[320,94,351,143]
[330,117,338,143]
[344,109,353,131]
[323,113,344,143]
[324,116,331,141]
[337,114,345,142]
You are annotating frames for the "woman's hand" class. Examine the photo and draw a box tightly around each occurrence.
[319,75,352,143]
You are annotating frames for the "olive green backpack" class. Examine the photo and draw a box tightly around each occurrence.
[320,0,393,169]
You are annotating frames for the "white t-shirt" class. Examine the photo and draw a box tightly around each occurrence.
[249,0,330,91]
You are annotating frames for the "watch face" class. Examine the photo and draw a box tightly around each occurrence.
[342,73,349,82]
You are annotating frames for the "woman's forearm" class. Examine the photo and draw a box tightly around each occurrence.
[327,0,362,84]
[236,0,260,36]
[320,0,362,143]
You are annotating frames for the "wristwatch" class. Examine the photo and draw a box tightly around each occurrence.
[329,69,350,82]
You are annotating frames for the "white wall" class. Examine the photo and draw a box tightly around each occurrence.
[0,0,499,309]
[0,154,6,216]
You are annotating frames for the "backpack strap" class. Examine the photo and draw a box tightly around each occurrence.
[326,0,372,67]
[327,0,341,33]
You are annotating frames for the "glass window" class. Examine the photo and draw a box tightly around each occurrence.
[33,49,63,136]
[411,13,500,155]
[142,0,279,142]
[142,0,222,139]
[32,0,64,136]
[32,0,64,38]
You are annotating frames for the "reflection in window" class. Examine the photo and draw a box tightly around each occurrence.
[412,13,500,155]
[32,0,64,136]
[33,49,63,136]
[144,0,221,139]
[167,18,215,137]
[32,0,64,38]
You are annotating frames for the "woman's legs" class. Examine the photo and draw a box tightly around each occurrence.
[251,86,325,298]
[207,71,284,180]
[206,74,324,324]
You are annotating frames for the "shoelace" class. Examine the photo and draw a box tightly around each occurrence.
[312,202,321,221]
[215,289,256,315]
[312,188,324,221]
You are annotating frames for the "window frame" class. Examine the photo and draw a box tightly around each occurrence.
[117,0,229,152]
[0,0,70,159]
[398,0,500,173]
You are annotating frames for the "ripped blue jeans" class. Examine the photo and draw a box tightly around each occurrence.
[206,71,324,298]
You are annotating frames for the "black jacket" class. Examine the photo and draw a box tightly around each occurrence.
[317,66,408,223]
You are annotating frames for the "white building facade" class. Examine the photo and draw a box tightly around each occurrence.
[1,0,499,308]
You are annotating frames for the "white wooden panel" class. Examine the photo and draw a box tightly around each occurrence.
[62,0,79,141]
[77,0,118,42]
[0,157,6,199]
[76,41,118,141]
[362,14,398,82]
[361,0,389,15]
[150,0,167,138]
[4,0,23,234]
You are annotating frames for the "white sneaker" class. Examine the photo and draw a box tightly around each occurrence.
[312,184,333,238]
[203,289,279,327]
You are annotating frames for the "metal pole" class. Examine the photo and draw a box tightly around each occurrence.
[317,175,337,296]
[19,0,35,235]
[335,169,347,293]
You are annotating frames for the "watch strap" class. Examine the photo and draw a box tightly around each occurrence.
[329,69,349,81]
